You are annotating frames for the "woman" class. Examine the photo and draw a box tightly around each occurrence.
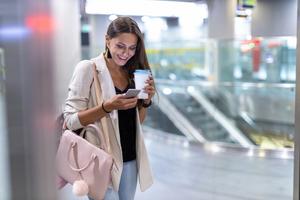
[63,16,154,200]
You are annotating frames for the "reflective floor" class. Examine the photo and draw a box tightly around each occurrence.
[58,129,293,200]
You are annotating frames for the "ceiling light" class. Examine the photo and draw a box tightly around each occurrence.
[86,0,207,18]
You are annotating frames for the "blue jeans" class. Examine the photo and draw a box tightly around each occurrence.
[89,160,137,200]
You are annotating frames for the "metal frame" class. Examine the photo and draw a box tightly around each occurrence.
[2,0,56,199]
[294,2,300,199]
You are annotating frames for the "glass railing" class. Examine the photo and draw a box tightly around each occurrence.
[144,79,294,149]
[144,36,296,150]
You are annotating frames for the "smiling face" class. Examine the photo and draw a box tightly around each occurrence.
[106,33,138,67]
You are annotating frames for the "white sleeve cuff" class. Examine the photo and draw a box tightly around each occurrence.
[65,112,84,130]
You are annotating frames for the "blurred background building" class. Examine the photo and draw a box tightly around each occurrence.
[0,0,299,199]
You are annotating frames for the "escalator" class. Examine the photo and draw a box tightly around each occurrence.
[203,86,294,149]
[167,92,233,143]
[150,85,255,147]
[143,104,184,136]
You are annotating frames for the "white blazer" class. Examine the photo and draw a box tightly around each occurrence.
[63,53,153,192]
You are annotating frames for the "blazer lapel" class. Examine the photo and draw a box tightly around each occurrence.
[91,54,122,149]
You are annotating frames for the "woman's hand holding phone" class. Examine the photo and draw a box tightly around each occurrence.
[103,90,139,111]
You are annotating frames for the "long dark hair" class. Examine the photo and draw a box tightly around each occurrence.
[105,17,150,73]
[106,17,157,105]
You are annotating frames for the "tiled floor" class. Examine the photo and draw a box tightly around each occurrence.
[58,130,293,200]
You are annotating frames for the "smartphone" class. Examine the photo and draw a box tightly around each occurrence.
[123,89,141,98]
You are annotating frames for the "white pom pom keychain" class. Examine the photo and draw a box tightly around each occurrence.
[73,180,89,196]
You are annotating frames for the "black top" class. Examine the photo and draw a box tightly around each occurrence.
[115,82,137,162]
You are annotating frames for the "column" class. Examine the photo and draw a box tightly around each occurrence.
[89,15,110,57]
[251,0,297,37]
[206,0,237,83]
[207,0,236,39]
[52,0,81,111]
[293,0,300,199]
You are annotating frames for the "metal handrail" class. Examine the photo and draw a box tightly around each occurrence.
[155,79,295,89]
[188,89,255,148]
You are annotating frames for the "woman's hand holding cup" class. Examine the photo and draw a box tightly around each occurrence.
[143,76,155,104]
[134,69,155,101]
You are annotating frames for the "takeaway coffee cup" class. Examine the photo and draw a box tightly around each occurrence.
[134,69,150,99]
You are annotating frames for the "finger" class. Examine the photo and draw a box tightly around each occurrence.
[143,84,154,91]
[145,79,154,84]
[121,100,138,110]
[144,90,154,95]
[116,94,127,99]
[121,98,138,105]
[128,101,138,108]
[144,86,155,93]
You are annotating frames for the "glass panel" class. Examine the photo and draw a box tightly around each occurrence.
[147,40,207,81]
[145,37,296,149]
